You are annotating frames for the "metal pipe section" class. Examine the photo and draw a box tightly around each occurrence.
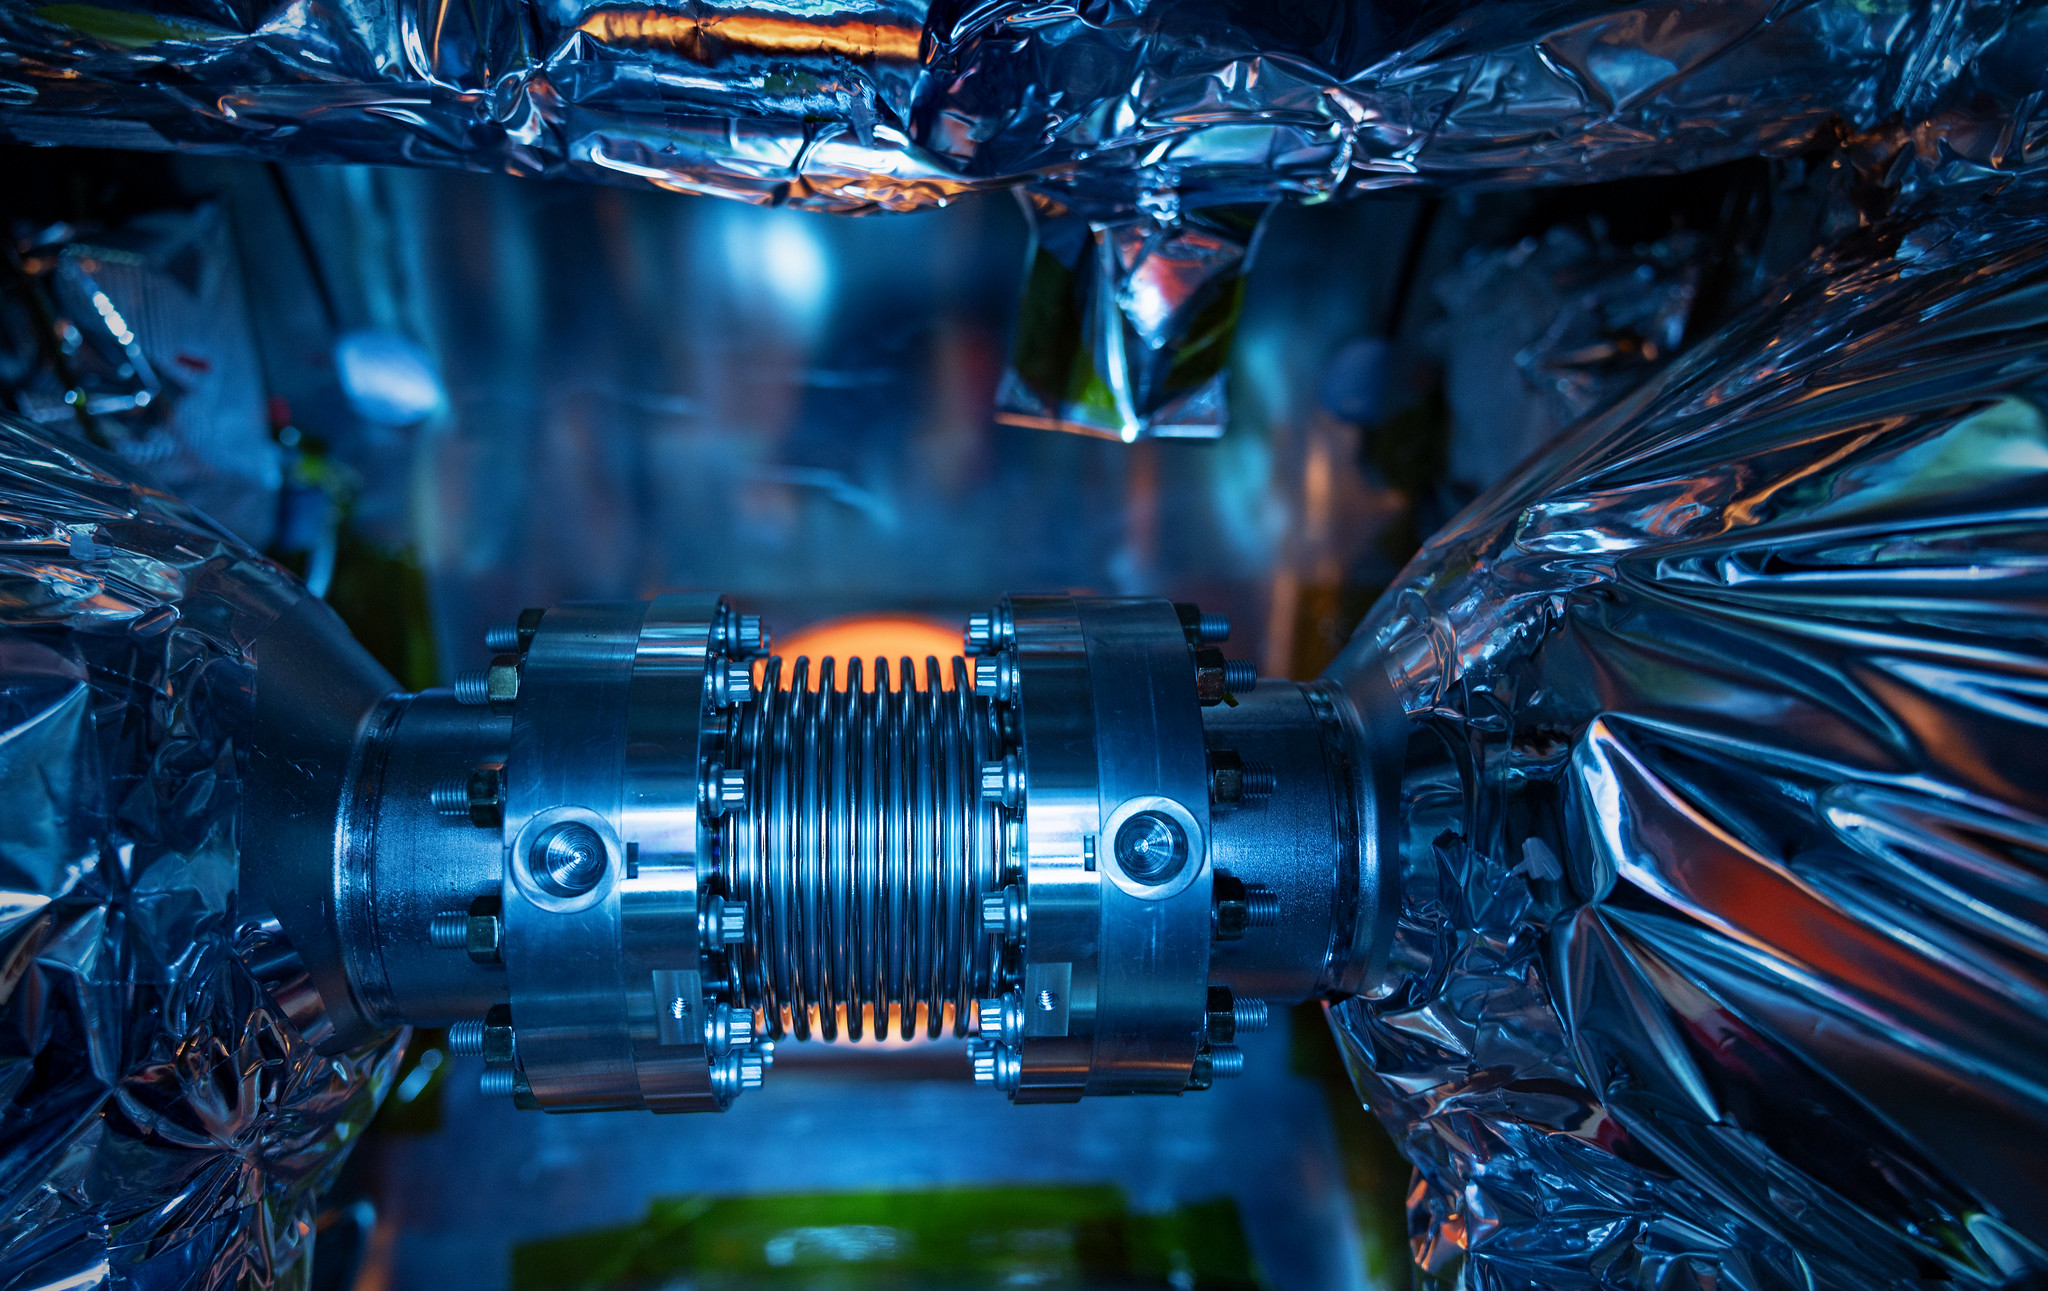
[242,592,1400,1112]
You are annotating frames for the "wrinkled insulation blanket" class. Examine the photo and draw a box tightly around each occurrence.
[8,0,2038,439]
[1327,189,2048,1288]
[0,439,400,1290]
[0,0,2040,209]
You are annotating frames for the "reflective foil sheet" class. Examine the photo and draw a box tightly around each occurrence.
[2,0,2039,441]
[1323,188,2048,1288]
[0,0,2036,208]
[994,193,1268,440]
[0,418,400,1289]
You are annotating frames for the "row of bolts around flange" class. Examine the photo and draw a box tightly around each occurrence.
[426,605,1279,1096]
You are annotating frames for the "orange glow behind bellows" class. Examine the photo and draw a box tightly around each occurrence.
[771,614,965,690]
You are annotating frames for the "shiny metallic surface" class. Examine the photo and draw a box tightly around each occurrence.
[999,595,1287,1101]
[1321,190,2048,1285]
[338,691,513,1030]
[720,650,1005,1041]
[497,596,749,1113]
[0,0,2030,212]
[0,417,401,1289]
[428,911,469,950]
[265,586,1375,1118]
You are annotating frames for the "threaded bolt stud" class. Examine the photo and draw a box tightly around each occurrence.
[484,623,520,652]
[1208,1046,1246,1078]
[447,1019,485,1055]
[479,1068,516,1097]
[430,780,471,818]
[1233,999,1269,1034]
[453,670,489,705]
[1197,612,1230,643]
[1242,762,1276,799]
[1222,660,1258,693]
[429,911,468,949]
[1245,885,1281,927]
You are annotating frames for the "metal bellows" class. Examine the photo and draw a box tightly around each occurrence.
[720,654,1007,1042]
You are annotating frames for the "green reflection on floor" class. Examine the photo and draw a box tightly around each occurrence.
[513,1188,1262,1290]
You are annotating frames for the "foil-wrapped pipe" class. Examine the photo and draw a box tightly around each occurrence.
[1320,185,2048,1288]
[0,418,401,1290]
[994,194,1271,441]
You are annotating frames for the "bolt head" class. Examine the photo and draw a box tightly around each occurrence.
[723,663,755,705]
[465,912,503,964]
[975,999,998,1035]
[486,656,521,706]
[719,767,748,810]
[980,891,1008,934]
[968,1040,1020,1093]
[977,755,1023,808]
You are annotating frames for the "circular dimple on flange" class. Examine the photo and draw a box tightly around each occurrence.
[530,821,607,896]
[1114,810,1189,885]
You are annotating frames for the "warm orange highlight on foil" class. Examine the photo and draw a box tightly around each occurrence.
[576,8,922,62]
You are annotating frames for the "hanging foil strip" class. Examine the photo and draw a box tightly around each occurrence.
[992,192,1268,440]
[0,419,401,1289]
[1320,185,2048,1289]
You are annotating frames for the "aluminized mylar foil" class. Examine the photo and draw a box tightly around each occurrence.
[0,419,400,1289]
[1322,187,2048,1289]
[0,0,2036,209]
[3,0,2041,438]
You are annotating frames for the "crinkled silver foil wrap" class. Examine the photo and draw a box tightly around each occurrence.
[1323,187,2048,1288]
[0,0,2037,209]
[0,417,401,1290]
[3,0,2040,440]
[993,192,1268,440]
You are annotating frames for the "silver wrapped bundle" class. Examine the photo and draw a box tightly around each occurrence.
[2,0,2038,438]
[0,424,401,1289]
[0,0,2033,206]
[1323,186,2048,1288]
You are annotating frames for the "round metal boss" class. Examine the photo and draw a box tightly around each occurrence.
[1114,811,1188,884]
[530,821,607,896]
[1098,795,1205,900]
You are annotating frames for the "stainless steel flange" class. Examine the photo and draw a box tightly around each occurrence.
[241,590,1401,1112]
